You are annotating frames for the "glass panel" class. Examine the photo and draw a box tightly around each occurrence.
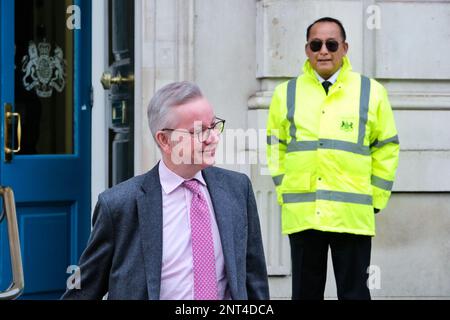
[15,0,74,155]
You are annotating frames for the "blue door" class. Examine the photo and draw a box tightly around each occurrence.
[0,0,91,299]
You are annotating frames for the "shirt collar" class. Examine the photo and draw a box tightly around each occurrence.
[158,160,206,194]
[315,68,341,85]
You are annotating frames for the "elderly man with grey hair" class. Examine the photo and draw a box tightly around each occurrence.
[62,81,270,300]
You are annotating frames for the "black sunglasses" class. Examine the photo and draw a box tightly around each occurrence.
[308,39,340,52]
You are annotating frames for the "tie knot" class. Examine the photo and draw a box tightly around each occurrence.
[322,80,332,94]
[183,179,201,194]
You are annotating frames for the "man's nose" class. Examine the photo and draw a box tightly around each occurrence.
[319,43,329,54]
[204,129,219,144]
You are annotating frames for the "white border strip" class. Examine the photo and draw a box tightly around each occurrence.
[91,0,108,216]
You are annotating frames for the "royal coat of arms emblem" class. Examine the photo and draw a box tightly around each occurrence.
[21,40,67,98]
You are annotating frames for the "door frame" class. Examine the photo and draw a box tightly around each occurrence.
[91,0,108,209]
[134,0,143,177]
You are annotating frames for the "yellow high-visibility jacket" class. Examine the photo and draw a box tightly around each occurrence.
[266,56,399,236]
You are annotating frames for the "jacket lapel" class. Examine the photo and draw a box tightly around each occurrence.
[202,168,238,298]
[137,164,163,300]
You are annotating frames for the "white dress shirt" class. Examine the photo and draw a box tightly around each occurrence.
[315,68,341,85]
[158,160,230,300]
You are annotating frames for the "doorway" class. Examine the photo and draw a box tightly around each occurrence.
[0,0,91,299]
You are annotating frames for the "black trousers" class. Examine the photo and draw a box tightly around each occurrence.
[289,229,372,300]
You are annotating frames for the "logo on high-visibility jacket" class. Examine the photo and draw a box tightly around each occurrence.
[340,120,354,132]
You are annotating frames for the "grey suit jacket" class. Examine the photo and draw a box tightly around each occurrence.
[62,164,269,300]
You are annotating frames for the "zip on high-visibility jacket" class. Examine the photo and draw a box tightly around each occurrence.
[266,56,400,236]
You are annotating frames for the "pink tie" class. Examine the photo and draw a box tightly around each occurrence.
[183,179,218,300]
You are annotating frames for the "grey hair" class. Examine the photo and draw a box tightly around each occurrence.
[147,81,203,141]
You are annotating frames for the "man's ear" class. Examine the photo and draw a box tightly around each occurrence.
[155,131,171,154]
[343,41,349,54]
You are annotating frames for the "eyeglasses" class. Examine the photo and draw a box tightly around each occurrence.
[308,39,340,52]
[161,117,226,143]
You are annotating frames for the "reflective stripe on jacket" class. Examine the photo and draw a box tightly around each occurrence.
[266,56,399,236]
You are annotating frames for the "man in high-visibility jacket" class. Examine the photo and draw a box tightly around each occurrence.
[266,17,399,300]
